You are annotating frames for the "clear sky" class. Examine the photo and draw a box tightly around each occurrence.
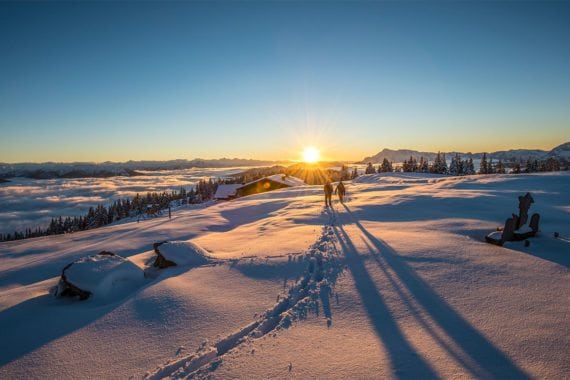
[1,1,569,163]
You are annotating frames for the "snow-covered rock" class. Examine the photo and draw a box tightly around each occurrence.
[56,251,144,300]
[153,241,211,268]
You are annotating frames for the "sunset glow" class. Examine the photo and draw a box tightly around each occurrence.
[302,147,320,163]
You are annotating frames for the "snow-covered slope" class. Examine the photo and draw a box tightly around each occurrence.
[1,173,569,379]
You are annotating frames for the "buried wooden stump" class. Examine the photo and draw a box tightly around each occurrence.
[514,213,541,240]
[517,192,534,229]
[485,217,515,246]
[485,192,540,246]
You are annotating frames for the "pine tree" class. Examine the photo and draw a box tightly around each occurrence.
[410,157,418,172]
[430,153,440,174]
[457,156,464,175]
[496,160,506,174]
[380,158,393,173]
[449,154,460,176]
[419,157,429,173]
[487,157,495,174]
[464,158,475,175]
[352,167,359,179]
[545,157,561,171]
[430,152,448,174]
[441,153,448,174]
[479,153,488,174]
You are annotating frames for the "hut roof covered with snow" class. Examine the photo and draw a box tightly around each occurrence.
[236,174,305,197]
[263,174,306,187]
[214,184,242,200]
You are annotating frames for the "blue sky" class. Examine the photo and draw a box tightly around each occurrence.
[1,1,569,162]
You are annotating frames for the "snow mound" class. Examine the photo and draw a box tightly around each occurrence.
[57,252,144,300]
[154,241,211,267]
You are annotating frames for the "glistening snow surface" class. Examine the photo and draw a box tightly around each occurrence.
[0,172,569,379]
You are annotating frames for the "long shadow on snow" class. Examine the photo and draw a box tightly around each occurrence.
[359,238,485,377]
[348,193,569,268]
[350,190,567,226]
[341,204,530,379]
[0,220,204,290]
[331,216,438,378]
[207,201,290,232]
[0,262,200,367]
[211,200,328,233]
[228,258,306,283]
[503,238,570,268]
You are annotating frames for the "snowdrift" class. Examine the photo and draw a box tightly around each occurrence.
[56,251,144,300]
[153,241,211,268]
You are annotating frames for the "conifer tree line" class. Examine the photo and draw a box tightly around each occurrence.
[364,153,566,175]
[0,178,221,242]
[476,154,565,174]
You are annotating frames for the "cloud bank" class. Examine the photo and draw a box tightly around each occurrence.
[0,167,244,235]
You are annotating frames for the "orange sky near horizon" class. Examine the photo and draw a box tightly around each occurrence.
[1,135,568,164]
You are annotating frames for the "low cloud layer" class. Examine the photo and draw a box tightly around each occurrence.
[0,167,244,235]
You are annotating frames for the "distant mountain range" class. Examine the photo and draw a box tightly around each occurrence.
[360,142,570,164]
[0,158,279,180]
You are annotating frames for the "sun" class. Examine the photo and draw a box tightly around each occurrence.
[302,146,320,163]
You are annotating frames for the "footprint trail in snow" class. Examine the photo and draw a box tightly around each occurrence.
[144,210,345,379]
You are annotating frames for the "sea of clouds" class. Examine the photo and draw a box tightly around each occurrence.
[0,167,245,235]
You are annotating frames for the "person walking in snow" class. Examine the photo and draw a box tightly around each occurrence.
[335,180,346,203]
[324,181,333,207]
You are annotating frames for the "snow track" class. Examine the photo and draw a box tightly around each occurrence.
[144,214,344,379]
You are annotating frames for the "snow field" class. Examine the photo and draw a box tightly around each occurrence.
[0,172,569,379]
